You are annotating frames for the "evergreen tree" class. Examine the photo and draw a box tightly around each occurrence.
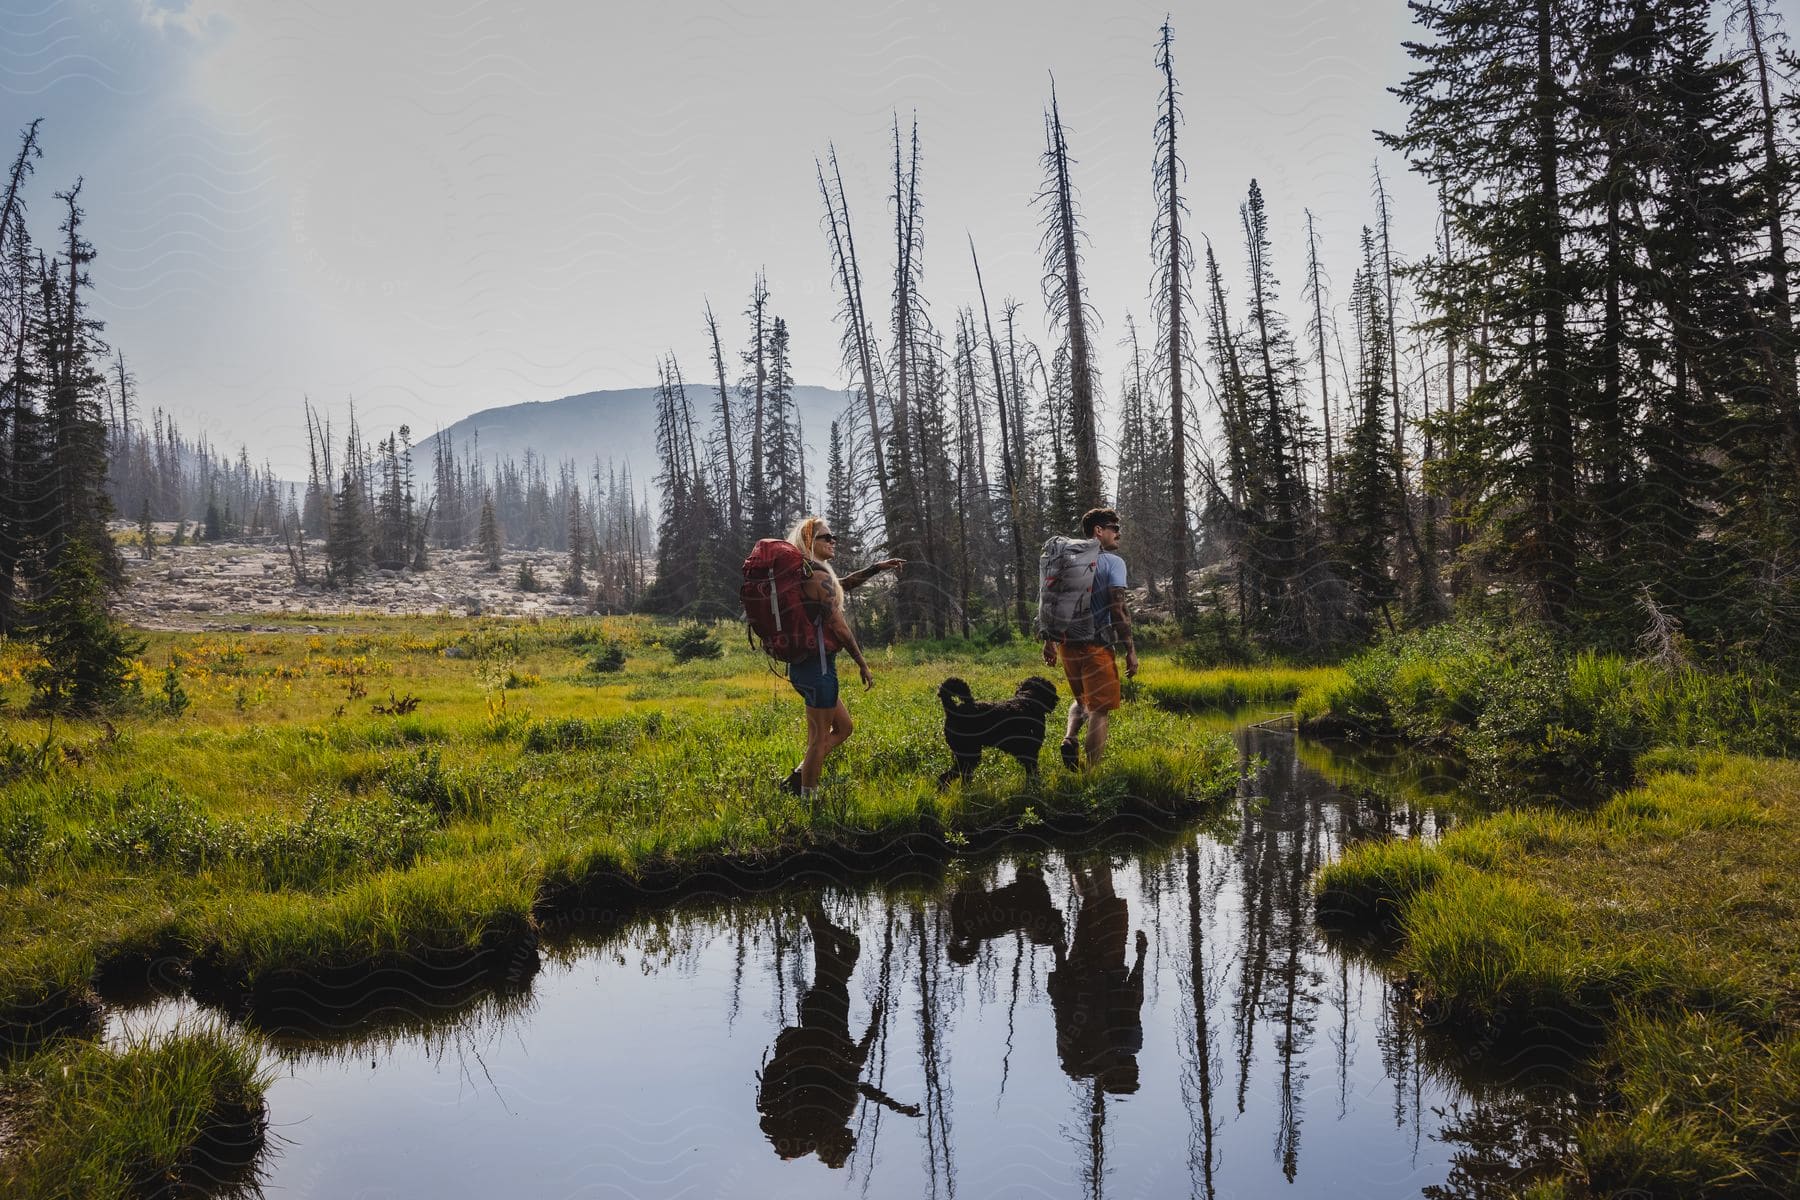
[327,468,369,585]
[26,537,143,714]
[1330,230,1401,629]
[1386,0,1582,620]
[478,489,502,572]
[563,484,587,594]
[137,495,154,560]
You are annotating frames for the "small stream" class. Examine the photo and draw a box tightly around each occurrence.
[110,719,1576,1198]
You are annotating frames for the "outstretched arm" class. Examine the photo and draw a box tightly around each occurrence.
[857,1081,923,1117]
[838,559,904,592]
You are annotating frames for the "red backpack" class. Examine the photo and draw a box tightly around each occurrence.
[742,539,828,664]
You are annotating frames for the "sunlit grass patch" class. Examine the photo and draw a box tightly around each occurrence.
[0,1024,267,1200]
[183,850,539,999]
[1314,838,1449,927]
[1144,665,1346,713]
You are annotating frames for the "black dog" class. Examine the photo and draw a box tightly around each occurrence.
[936,676,1060,788]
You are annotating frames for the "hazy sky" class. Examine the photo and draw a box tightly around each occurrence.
[9,0,1456,477]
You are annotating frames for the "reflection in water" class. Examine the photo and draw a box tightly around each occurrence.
[106,726,1576,1199]
[946,861,1065,965]
[1050,861,1148,1097]
[755,905,921,1167]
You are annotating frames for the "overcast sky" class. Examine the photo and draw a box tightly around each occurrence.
[8,0,1458,478]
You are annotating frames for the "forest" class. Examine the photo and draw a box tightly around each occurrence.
[4,3,1796,671]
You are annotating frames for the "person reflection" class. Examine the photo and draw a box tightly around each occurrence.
[1049,860,1149,1094]
[947,861,1067,965]
[757,903,921,1167]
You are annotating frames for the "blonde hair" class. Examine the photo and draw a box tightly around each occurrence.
[787,515,844,614]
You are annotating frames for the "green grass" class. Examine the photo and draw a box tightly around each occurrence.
[1317,753,1800,1194]
[0,617,1249,1152]
[0,1024,267,1199]
[1142,664,1346,714]
[1578,1012,1800,1198]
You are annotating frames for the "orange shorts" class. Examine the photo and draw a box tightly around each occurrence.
[1059,642,1121,713]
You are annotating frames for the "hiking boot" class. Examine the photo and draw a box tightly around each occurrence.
[1060,738,1080,771]
[780,767,802,796]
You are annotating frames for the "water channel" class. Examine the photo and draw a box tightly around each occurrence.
[109,719,1577,1198]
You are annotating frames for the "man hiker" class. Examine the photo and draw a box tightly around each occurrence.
[1042,507,1138,770]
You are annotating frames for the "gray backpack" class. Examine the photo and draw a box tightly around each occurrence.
[1036,536,1104,643]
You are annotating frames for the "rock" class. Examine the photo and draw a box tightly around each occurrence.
[444,645,470,659]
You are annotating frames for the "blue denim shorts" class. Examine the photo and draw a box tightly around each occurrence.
[788,651,840,710]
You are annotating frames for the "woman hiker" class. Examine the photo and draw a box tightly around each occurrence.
[781,516,903,796]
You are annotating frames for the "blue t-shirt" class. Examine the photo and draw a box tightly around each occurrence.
[1092,551,1127,633]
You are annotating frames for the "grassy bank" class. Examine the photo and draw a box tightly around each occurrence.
[1318,752,1800,1195]
[0,613,1243,1014]
[0,1025,267,1199]
[1297,619,1798,800]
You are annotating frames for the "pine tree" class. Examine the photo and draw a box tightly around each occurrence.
[478,489,502,571]
[563,484,587,595]
[1330,230,1401,630]
[137,496,154,560]
[327,468,369,585]
[1385,0,1581,620]
[26,536,144,714]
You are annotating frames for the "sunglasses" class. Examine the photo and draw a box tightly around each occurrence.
[815,532,836,543]
[1098,523,1121,532]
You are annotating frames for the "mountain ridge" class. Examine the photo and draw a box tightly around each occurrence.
[414,384,862,494]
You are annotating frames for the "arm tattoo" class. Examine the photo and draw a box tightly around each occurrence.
[838,564,877,592]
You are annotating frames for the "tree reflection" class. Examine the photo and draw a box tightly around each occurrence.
[756,903,920,1167]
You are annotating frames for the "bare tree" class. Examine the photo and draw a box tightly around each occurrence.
[1039,80,1104,510]
[971,236,1029,630]
[703,298,742,548]
[1153,20,1195,615]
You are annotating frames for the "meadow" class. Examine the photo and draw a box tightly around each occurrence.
[6,610,1797,1197]
[0,614,1255,1197]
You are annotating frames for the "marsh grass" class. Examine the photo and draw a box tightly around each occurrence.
[1317,753,1800,1193]
[0,615,1241,1035]
[1143,665,1346,714]
[1578,1012,1800,1198]
[0,1024,267,1199]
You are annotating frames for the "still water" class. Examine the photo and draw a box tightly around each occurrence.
[112,724,1573,1198]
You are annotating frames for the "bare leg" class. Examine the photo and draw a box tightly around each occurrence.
[1064,699,1088,743]
[802,701,855,791]
[801,706,834,790]
[1084,709,1110,769]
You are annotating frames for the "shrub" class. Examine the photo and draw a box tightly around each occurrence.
[0,804,48,883]
[667,622,723,663]
[1309,618,1798,801]
[585,641,626,673]
[160,661,191,716]
[515,562,541,592]
[383,747,481,818]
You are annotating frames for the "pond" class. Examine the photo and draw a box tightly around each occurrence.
[109,720,1577,1198]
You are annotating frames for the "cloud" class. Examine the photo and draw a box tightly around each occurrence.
[134,0,236,39]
